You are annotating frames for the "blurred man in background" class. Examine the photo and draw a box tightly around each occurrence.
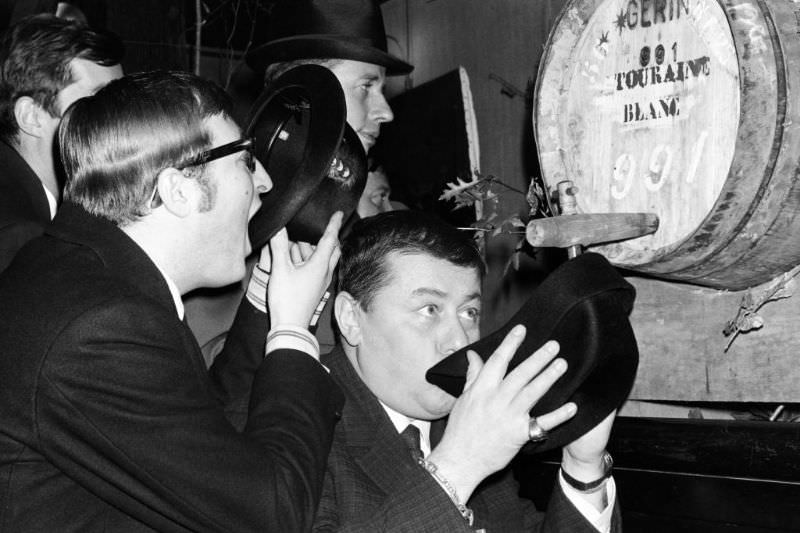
[0,13,123,272]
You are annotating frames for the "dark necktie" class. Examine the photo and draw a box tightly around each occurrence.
[400,424,422,461]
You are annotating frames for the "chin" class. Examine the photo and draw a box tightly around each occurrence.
[423,390,457,420]
[231,261,247,282]
[211,262,246,288]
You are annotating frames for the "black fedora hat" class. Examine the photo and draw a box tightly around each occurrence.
[426,252,639,453]
[247,64,368,249]
[245,0,413,75]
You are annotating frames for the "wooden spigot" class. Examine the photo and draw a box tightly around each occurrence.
[526,181,659,259]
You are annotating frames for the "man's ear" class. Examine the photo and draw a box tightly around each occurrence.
[14,97,51,138]
[334,291,363,347]
[153,167,202,218]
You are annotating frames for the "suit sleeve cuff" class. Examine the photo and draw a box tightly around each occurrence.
[558,472,616,533]
[266,325,320,362]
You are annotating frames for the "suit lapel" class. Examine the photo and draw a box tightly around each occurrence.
[45,202,210,379]
[324,347,422,495]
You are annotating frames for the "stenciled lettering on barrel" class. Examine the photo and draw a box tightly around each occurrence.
[615,0,711,125]
[535,0,743,265]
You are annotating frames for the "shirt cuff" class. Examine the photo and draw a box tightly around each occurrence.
[309,291,330,328]
[266,325,320,362]
[558,472,616,533]
[246,264,269,313]
[247,267,330,332]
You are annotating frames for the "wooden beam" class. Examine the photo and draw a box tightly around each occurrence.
[626,275,800,402]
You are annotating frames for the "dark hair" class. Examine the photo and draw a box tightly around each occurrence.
[336,210,486,310]
[60,70,234,225]
[0,14,124,144]
[263,58,342,87]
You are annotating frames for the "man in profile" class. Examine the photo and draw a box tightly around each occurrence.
[247,0,410,158]
[0,71,343,531]
[0,14,123,272]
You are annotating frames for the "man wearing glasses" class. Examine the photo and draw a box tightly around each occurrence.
[0,71,343,531]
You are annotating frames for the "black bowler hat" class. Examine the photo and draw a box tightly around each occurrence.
[245,0,413,75]
[426,253,639,453]
[246,64,368,249]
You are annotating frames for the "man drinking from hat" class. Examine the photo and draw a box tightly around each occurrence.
[314,210,620,532]
[0,71,343,531]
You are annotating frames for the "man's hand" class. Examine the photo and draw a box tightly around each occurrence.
[560,410,616,511]
[561,410,615,482]
[266,212,343,328]
[427,325,576,502]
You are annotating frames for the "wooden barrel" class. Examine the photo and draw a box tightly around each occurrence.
[533,0,800,290]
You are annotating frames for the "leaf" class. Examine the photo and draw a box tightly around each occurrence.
[525,184,540,215]
[437,169,544,281]
[451,197,476,210]
[738,313,764,332]
[439,175,483,202]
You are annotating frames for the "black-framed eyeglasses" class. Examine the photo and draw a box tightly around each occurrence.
[148,137,257,210]
[179,137,256,173]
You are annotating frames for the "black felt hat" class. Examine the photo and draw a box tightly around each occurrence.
[426,252,639,453]
[246,64,368,249]
[245,0,413,75]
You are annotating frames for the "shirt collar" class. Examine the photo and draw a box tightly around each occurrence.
[42,183,57,220]
[151,260,184,320]
[379,400,432,456]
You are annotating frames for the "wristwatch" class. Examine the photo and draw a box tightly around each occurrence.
[561,451,613,492]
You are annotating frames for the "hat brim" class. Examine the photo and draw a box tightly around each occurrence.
[426,252,639,453]
[246,65,348,250]
[246,35,414,75]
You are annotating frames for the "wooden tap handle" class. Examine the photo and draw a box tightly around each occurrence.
[526,213,659,248]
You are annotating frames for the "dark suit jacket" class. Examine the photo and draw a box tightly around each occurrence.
[0,202,344,532]
[314,347,621,532]
[0,140,51,274]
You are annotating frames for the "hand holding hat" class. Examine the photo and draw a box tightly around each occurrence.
[426,252,639,454]
[425,326,578,505]
[266,212,343,329]
[561,410,616,488]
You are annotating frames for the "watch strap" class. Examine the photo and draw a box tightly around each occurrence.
[561,451,613,492]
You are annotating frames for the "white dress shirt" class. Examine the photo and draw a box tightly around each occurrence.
[42,184,57,220]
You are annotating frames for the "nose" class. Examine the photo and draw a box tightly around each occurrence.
[438,315,471,356]
[249,159,272,216]
[252,159,272,194]
[379,196,393,213]
[370,93,394,124]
